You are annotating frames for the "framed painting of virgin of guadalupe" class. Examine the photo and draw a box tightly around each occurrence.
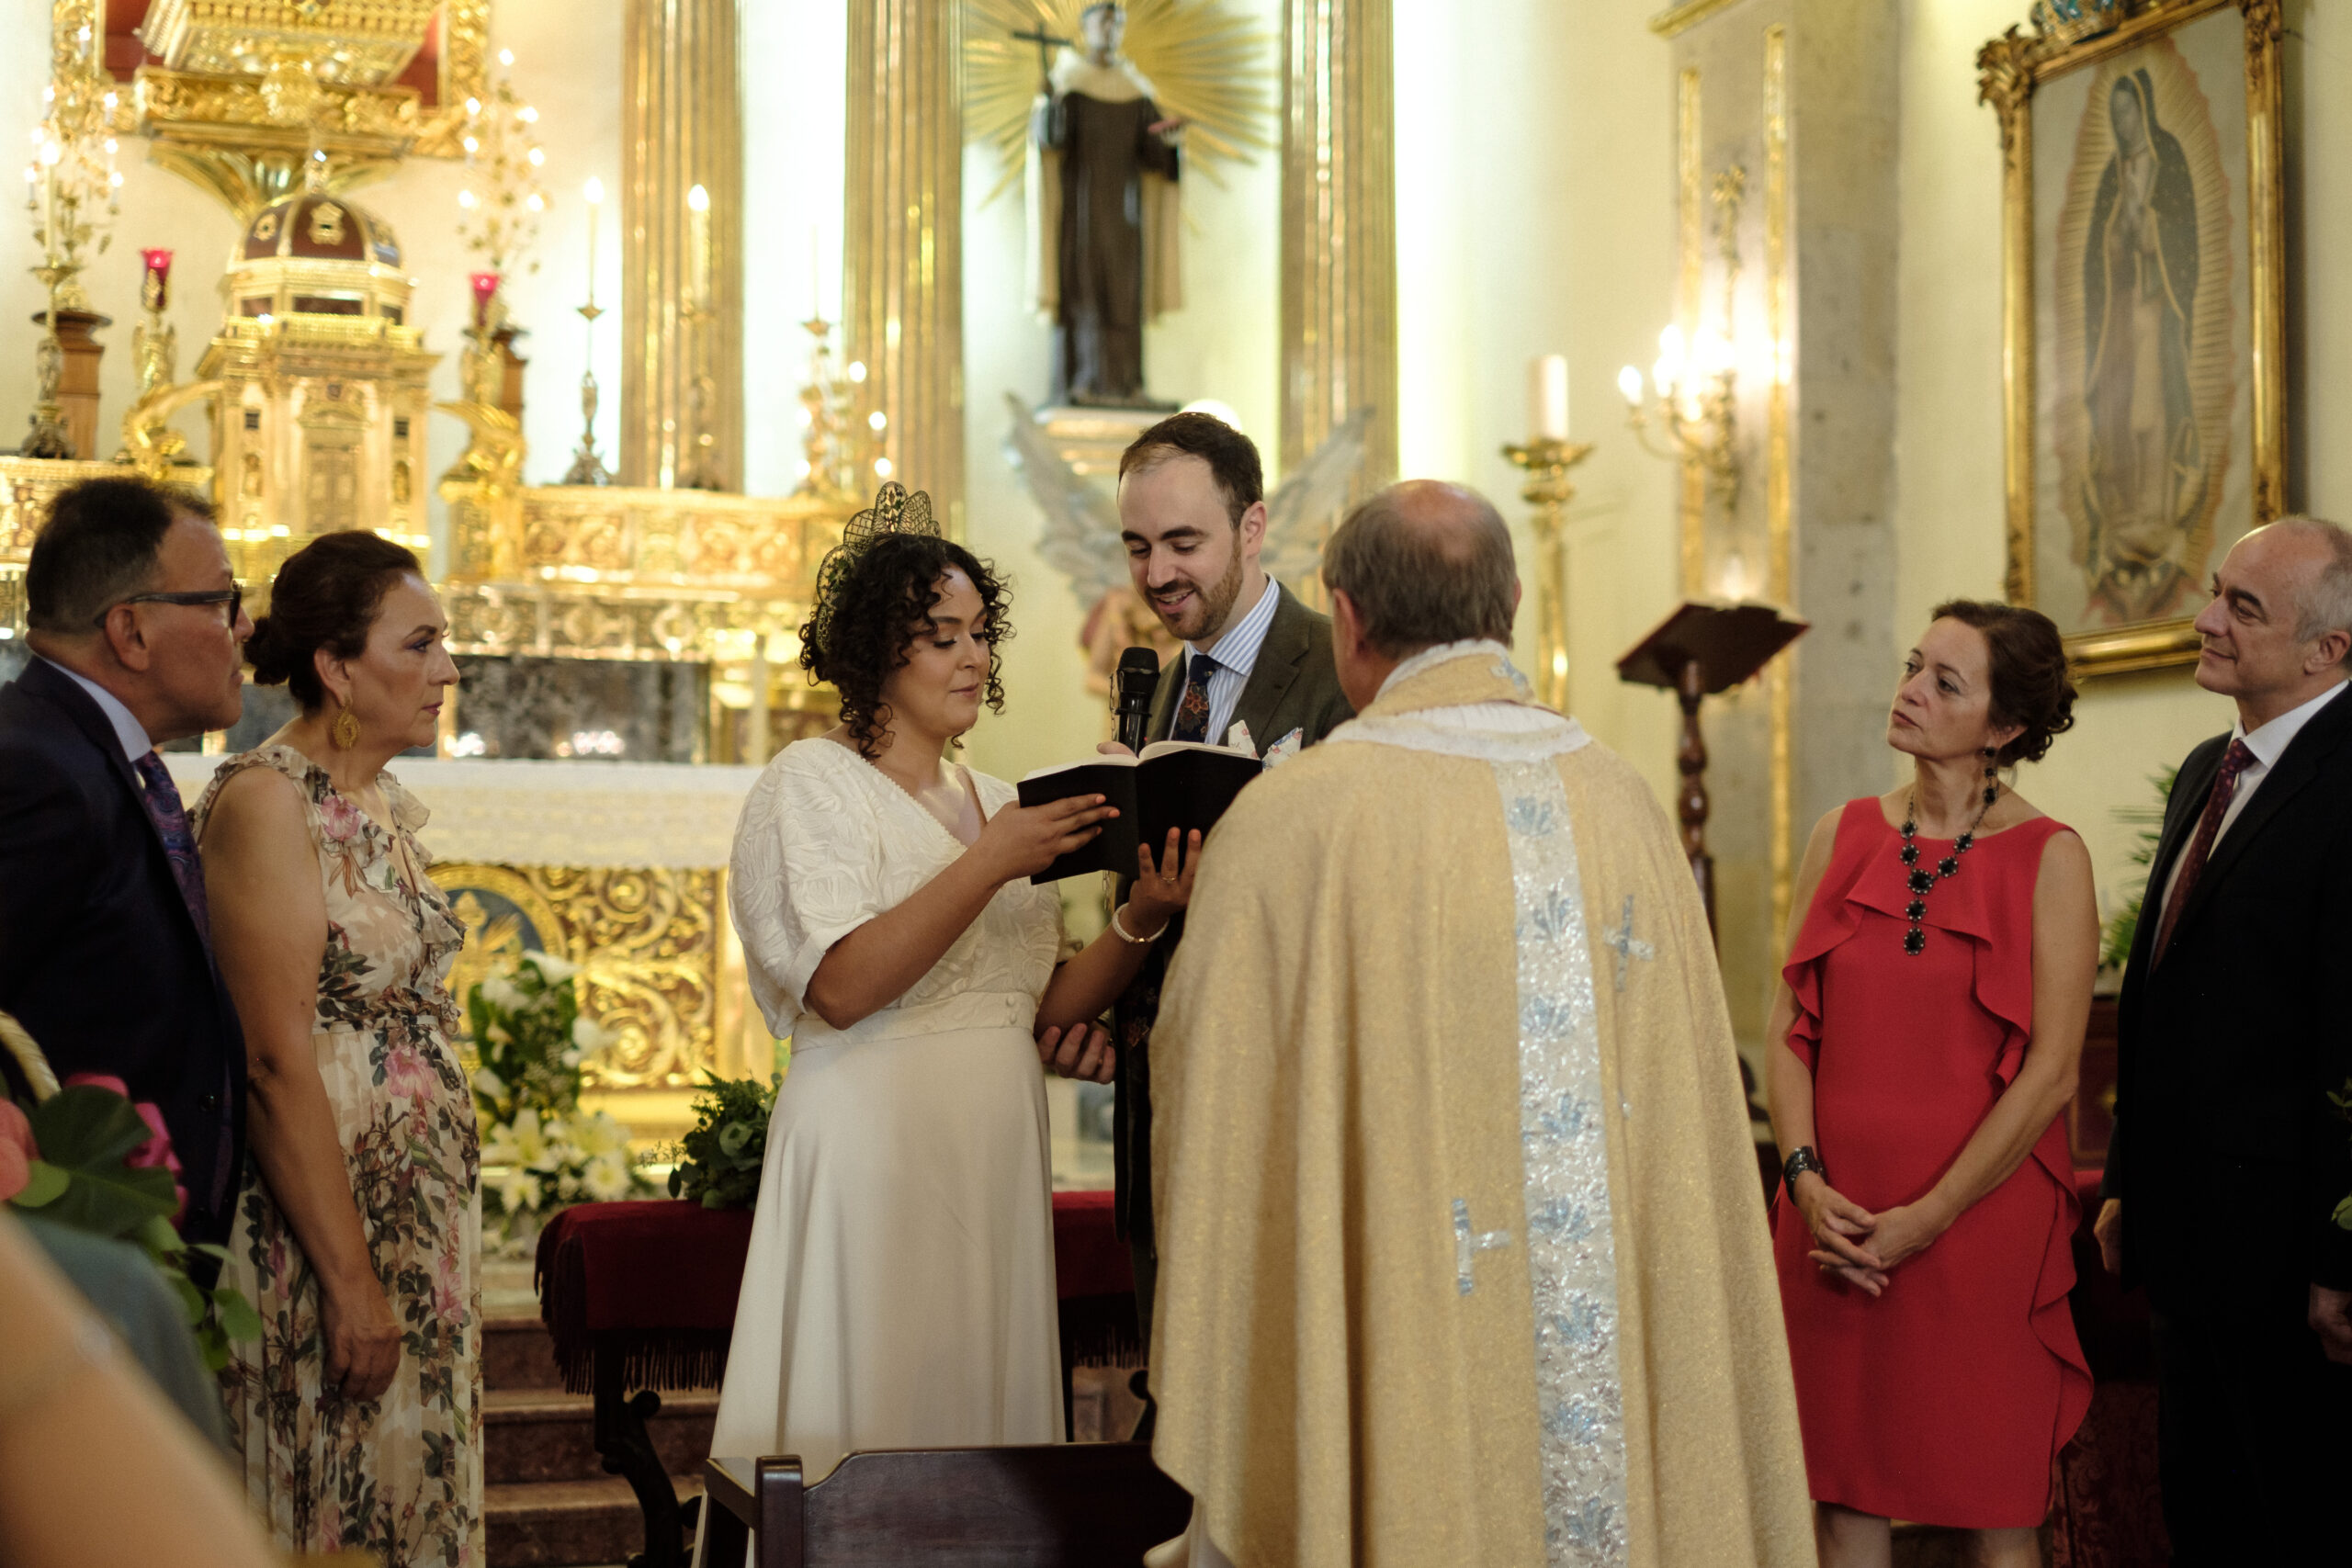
[1979,0,2285,677]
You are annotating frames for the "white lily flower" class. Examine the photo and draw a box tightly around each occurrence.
[576,1111,631,1157]
[471,1067,507,1100]
[525,950,581,983]
[480,973,526,1012]
[571,1016,615,1052]
[498,1170,541,1212]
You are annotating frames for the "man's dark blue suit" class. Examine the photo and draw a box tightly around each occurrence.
[0,658,245,1272]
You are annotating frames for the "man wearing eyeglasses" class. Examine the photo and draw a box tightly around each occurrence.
[0,477,254,1280]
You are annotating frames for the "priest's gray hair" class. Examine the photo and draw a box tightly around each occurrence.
[2267,515,2352,643]
[1322,480,1518,658]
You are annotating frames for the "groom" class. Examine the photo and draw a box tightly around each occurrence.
[1058,412,1354,1358]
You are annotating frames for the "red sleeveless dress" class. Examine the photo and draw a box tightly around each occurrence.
[1772,798,2092,1529]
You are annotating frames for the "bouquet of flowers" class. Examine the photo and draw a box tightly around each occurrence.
[666,1072,779,1211]
[0,1021,260,1371]
[467,951,651,1242]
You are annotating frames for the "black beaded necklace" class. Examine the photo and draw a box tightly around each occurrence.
[1897,749,2002,956]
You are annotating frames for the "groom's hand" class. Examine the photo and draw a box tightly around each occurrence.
[1038,1021,1117,1084]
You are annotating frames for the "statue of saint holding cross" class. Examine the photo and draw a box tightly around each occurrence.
[1026,3,1182,407]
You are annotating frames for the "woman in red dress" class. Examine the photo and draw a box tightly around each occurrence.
[1770,600,2098,1568]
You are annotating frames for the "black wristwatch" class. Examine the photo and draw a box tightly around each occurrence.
[1782,1145,1826,1189]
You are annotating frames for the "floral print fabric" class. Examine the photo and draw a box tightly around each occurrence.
[195,745,481,1567]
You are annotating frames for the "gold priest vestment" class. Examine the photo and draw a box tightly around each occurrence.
[1148,643,1814,1568]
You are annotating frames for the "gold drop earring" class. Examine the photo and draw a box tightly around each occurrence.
[331,697,361,750]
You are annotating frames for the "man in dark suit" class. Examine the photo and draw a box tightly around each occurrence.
[1041,412,1354,1368]
[2093,516,2352,1561]
[0,477,253,1272]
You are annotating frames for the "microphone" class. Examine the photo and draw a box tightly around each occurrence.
[1113,646,1159,755]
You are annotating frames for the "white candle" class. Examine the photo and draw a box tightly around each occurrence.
[686,183,711,310]
[1531,354,1570,441]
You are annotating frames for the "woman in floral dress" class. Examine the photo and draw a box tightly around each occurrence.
[196,531,477,1566]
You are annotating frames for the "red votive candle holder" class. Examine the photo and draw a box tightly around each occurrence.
[469,270,501,330]
[141,248,173,311]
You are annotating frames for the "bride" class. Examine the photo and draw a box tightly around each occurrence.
[708,485,1198,1491]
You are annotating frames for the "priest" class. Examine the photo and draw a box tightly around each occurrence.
[1146,481,1813,1567]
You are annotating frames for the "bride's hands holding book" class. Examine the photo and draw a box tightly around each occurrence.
[976,794,1120,883]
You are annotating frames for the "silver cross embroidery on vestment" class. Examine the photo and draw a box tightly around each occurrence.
[1602,895,1655,992]
[1452,1199,1514,1295]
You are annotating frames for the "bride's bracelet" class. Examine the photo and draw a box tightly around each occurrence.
[1109,904,1170,945]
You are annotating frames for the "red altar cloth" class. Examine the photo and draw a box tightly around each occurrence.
[535,1190,1136,1395]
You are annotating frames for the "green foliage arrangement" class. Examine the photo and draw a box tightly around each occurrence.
[3,1078,260,1371]
[2100,767,2178,971]
[467,951,651,1238]
[666,1072,779,1211]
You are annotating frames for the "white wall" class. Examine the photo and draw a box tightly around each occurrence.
[1893,0,2352,926]
[1395,0,1682,795]
[741,0,848,501]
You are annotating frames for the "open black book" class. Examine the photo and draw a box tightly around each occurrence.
[1015,741,1262,884]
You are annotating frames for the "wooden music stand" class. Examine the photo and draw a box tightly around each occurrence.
[1617,601,1808,934]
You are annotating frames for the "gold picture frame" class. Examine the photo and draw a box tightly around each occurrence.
[1978,0,2284,678]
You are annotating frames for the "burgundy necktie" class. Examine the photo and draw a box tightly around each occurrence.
[2151,738,2255,965]
[133,750,213,956]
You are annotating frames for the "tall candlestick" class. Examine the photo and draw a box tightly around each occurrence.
[1530,354,1570,442]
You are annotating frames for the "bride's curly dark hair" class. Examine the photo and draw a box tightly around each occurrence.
[800,531,1013,759]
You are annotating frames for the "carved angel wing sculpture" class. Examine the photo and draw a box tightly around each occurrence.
[1001,390,1130,613]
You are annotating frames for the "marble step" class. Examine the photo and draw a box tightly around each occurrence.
[485,1473,702,1568]
[485,1387,718,1485]
[483,1314,567,1393]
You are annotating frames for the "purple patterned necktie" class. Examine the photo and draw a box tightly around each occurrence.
[1171,653,1218,743]
[132,751,212,956]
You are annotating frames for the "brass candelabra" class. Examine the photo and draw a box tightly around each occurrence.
[1500,434,1596,713]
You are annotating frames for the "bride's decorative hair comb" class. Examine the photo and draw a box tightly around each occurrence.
[806,481,940,654]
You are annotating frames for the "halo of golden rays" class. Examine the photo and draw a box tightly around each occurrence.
[966,0,1274,203]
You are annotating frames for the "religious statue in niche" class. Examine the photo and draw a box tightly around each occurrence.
[1028,4,1183,407]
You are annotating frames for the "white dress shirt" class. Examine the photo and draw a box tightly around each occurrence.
[38,655,153,763]
[1179,573,1281,747]
[2156,677,2350,918]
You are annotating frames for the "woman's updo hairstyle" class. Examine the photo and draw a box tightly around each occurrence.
[1930,598,2077,766]
[800,484,1012,759]
[246,530,424,711]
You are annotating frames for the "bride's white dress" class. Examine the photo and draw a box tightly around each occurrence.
[707,738,1067,1487]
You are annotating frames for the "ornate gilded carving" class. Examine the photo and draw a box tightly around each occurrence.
[434,862,724,1092]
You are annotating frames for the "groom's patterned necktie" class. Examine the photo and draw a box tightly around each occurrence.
[133,750,213,956]
[1170,652,1218,743]
[2152,738,2255,965]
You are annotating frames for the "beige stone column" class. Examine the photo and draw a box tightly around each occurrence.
[1279,0,1396,507]
[621,0,743,491]
[842,0,965,525]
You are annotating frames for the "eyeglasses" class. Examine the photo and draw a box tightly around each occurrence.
[98,582,244,628]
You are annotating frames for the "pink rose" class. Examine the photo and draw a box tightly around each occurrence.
[317,792,366,844]
[0,1100,36,1204]
[382,1042,437,1105]
[62,1073,188,1226]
